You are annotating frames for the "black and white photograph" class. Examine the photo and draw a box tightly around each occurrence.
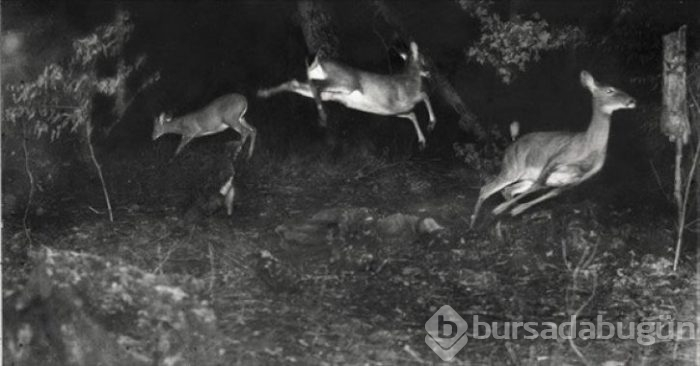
[2,0,699,364]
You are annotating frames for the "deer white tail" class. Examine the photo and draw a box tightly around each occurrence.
[509,121,520,141]
[469,71,636,228]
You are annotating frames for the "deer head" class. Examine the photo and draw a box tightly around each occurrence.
[580,71,636,114]
[152,112,172,140]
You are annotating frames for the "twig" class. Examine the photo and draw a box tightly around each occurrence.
[104,90,147,135]
[21,122,35,247]
[563,237,598,366]
[208,241,216,297]
[505,342,520,365]
[372,13,393,74]
[649,160,670,200]
[402,344,426,364]
[86,120,114,222]
[152,228,192,274]
[352,161,402,181]
[674,127,700,271]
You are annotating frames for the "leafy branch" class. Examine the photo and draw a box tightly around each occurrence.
[458,0,583,83]
[4,10,159,223]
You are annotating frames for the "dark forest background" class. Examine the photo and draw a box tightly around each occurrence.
[3,2,700,365]
[2,0,699,217]
[4,0,696,153]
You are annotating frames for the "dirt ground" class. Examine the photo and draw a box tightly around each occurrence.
[2,140,697,365]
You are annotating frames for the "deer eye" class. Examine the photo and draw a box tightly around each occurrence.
[606,88,615,94]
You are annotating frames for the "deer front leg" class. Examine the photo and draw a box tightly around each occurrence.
[257,80,315,99]
[421,92,436,131]
[239,117,257,160]
[309,80,328,127]
[396,112,426,150]
[174,135,195,156]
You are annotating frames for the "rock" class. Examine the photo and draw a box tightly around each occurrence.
[417,218,444,234]
[376,213,419,237]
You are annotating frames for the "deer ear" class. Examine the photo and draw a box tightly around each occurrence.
[580,71,596,89]
[410,42,418,58]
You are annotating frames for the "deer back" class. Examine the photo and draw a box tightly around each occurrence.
[154,94,247,138]
[307,42,426,116]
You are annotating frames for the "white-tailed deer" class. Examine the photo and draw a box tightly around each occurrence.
[257,42,435,149]
[470,71,636,228]
[153,93,256,158]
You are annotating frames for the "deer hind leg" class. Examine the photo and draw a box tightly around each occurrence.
[238,116,257,159]
[506,164,584,216]
[492,182,544,216]
[396,112,426,150]
[257,80,315,99]
[470,175,519,228]
[509,187,564,217]
[421,92,437,131]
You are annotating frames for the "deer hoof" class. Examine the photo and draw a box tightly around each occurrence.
[510,205,527,217]
[469,216,477,229]
[256,89,269,98]
[427,122,436,132]
[492,203,508,216]
[418,140,426,151]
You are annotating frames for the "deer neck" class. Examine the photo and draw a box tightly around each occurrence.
[584,102,612,152]
[406,58,418,72]
[401,57,423,90]
[172,113,195,128]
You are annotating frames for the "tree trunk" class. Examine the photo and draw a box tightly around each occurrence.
[661,25,690,271]
[662,25,690,145]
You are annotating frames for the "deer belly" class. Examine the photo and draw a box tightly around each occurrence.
[335,90,403,115]
[197,124,229,137]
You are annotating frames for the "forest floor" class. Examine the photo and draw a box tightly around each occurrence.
[2,141,697,365]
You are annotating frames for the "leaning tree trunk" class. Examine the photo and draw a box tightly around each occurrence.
[297,0,339,60]
[371,0,483,139]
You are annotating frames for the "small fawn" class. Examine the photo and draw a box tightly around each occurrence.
[470,71,636,228]
[257,42,435,149]
[153,93,256,158]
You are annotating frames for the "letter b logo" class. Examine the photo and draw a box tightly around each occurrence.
[425,305,468,361]
[438,315,457,338]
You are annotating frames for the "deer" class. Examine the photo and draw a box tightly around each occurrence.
[257,42,436,149]
[152,93,256,159]
[469,71,636,228]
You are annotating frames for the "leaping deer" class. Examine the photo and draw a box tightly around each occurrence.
[152,93,256,159]
[470,71,636,228]
[257,42,435,149]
